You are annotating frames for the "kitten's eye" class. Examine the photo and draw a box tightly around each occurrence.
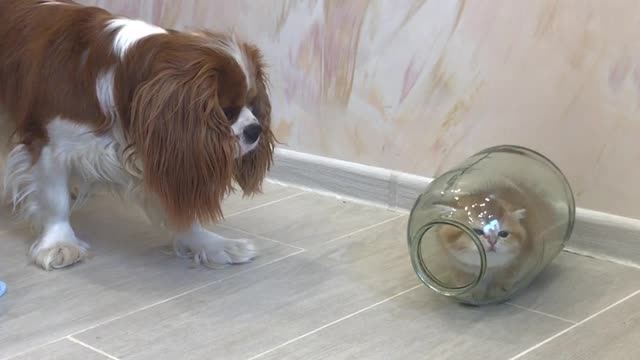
[473,229,484,236]
[498,230,510,238]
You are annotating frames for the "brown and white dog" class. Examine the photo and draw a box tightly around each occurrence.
[0,0,275,270]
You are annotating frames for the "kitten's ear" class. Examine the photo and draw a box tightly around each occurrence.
[512,208,527,220]
[434,204,457,215]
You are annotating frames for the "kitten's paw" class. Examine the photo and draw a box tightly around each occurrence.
[470,287,488,301]
[486,285,509,299]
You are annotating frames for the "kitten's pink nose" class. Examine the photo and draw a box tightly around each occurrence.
[487,236,497,250]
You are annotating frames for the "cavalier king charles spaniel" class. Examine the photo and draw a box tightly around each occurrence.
[0,0,275,270]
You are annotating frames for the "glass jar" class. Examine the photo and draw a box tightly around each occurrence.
[407,145,575,305]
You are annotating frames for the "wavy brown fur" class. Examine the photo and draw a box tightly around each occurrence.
[128,58,236,228]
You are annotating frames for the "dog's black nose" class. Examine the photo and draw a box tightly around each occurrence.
[243,123,262,143]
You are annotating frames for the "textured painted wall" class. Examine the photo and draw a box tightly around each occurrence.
[80,0,640,218]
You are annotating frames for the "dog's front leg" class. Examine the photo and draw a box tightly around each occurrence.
[5,144,89,270]
[138,195,257,268]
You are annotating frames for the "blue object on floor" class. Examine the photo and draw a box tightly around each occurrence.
[0,281,6,297]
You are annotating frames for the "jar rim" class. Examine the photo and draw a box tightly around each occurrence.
[410,219,487,296]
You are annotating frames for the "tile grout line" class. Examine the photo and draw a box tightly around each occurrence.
[505,302,577,324]
[217,224,306,252]
[318,214,407,247]
[4,187,401,360]
[246,284,422,360]
[220,213,405,253]
[225,192,307,218]
[563,246,640,270]
[69,251,305,335]
[508,288,640,360]
[0,250,306,360]
[66,336,121,360]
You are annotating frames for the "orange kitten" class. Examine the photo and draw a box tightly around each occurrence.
[435,190,536,300]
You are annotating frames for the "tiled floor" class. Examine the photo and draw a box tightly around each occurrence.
[1,183,640,360]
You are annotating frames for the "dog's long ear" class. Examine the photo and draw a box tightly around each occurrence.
[235,45,275,195]
[129,63,236,229]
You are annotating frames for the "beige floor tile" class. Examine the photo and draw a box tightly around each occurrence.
[0,206,19,231]
[222,192,400,248]
[74,217,418,360]
[4,182,639,360]
[0,206,33,285]
[9,339,111,360]
[519,292,640,360]
[258,286,570,360]
[222,182,304,216]
[509,252,640,322]
[0,196,299,359]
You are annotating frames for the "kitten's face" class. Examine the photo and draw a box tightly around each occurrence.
[436,195,527,268]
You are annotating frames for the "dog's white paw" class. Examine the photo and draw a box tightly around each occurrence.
[30,224,89,270]
[174,230,258,268]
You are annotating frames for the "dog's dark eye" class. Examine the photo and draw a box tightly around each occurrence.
[222,107,239,120]
[498,231,510,238]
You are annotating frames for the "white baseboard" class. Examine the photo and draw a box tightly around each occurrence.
[268,148,640,266]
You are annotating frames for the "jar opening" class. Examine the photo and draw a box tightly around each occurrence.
[411,220,487,296]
